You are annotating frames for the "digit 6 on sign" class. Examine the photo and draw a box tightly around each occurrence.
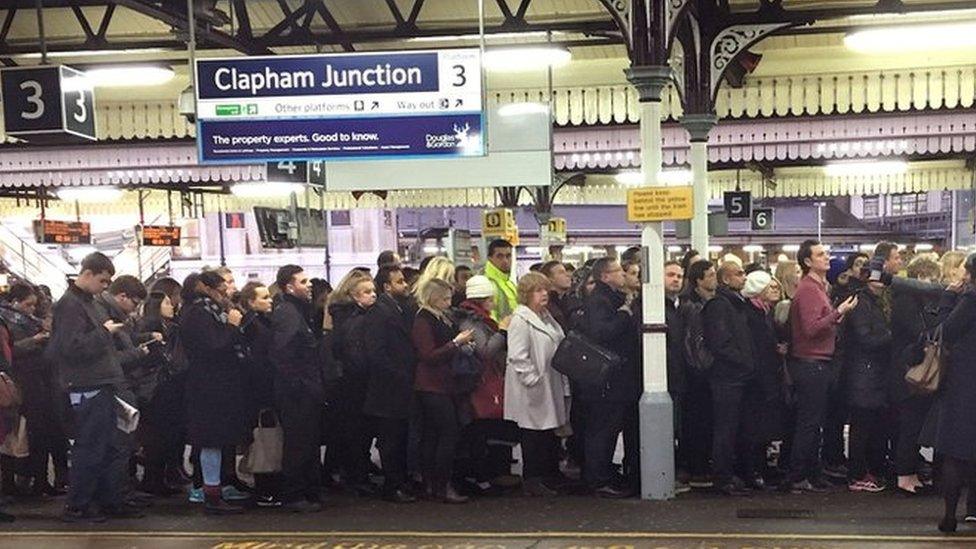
[754,210,768,228]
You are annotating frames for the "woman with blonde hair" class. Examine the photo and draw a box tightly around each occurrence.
[940,251,967,286]
[505,272,568,496]
[414,257,456,295]
[327,269,378,495]
[773,260,801,331]
[412,278,474,503]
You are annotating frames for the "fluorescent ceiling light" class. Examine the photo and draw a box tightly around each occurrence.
[743,245,765,253]
[409,31,562,42]
[483,46,571,72]
[231,182,304,198]
[56,187,123,203]
[615,169,693,186]
[782,244,801,253]
[708,245,723,253]
[85,66,175,87]
[667,245,683,253]
[824,160,908,177]
[15,48,170,59]
[915,243,934,251]
[859,244,877,252]
[498,102,550,117]
[845,22,976,53]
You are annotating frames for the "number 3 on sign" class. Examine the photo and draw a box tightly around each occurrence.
[20,80,45,120]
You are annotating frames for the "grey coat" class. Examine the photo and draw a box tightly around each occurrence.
[504,305,567,430]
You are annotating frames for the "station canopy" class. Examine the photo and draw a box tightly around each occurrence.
[1,0,975,205]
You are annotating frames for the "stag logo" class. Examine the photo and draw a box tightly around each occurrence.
[426,121,478,151]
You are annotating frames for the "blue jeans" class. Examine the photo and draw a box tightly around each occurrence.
[67,389,126,511]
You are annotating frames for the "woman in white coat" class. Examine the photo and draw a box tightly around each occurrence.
[505,272,568,496]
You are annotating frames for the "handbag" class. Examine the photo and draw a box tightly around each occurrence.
[470,362,504,419]
[244,409,284,474]
[905,326,945,394]
[451,345,482,395]
[0,372,21,409]
[551,330,623,387]
[0,415,29,458]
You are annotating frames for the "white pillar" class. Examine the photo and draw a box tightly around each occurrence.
[681,114,717,254]
[625,65,674,501]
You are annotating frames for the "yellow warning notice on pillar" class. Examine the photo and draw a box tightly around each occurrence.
[626,186,694,222]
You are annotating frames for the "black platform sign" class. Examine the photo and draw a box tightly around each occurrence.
[752,208,774,231]
[266,161,308,184]
[723,191,752,220]
[33,219,92,245]
[1,65,96,142]
[142,225,181,247]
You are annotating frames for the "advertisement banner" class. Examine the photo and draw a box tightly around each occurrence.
[195,49,483,163]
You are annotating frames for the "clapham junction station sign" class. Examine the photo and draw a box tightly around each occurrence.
[194,49,484,164]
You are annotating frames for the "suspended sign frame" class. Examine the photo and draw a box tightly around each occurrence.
[194,49,484,164]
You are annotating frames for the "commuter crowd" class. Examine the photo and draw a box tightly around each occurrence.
[0,238,975,533]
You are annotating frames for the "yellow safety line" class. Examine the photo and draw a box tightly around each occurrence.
[0,531,970,542]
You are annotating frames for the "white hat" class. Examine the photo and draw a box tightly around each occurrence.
[465,275,495,300]
[742,270,772,299]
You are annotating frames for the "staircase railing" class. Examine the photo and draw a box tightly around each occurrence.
[0,223,74,297]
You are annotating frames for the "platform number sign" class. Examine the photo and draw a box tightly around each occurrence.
[0,65,96,142]
[752,208,774,231]
[266,161,308,184]
[308,161,326,187]
[723,191,752,220]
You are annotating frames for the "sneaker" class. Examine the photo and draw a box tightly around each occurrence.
[254,494,283,508]
[790,479,829,494]
[964,514,976,523]
[823,464,848,480]
[221,485,250,502]
[848,478,885,493]
[593,484,634,499]
[522,478,558,497]
[188,487,204,504]
[689,475,713,489]
[674,481,692,494]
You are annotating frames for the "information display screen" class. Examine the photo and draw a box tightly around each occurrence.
[142,225,181,247]
[33,219,92,245]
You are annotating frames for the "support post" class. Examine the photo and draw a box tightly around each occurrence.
[625,64,674,501]
[681,114,717,254]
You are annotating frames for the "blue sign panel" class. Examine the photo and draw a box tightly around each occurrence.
[195,49,482,163]
[200,113,483,163]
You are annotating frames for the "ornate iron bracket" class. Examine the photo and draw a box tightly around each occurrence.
[709,22,791,100]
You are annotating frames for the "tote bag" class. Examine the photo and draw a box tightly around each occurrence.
[0,416,29,458]
[244,409,283,474]
[905,327,945,395]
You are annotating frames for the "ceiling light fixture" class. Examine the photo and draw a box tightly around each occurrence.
[483,46,571,72]
[845,22,976,53]
[497,102,550,117]
[84,66,175,87]
[824,160,908,177]
[231,182,304,198]
[56,187,123,203]
[615,169,694,186]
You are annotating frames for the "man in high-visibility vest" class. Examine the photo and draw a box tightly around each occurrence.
[482,239,517,323]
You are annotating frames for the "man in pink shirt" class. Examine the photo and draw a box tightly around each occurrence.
[785,240,857,493]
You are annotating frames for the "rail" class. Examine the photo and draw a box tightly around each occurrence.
[0,223,73,297]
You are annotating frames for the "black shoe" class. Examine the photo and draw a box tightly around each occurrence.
[745,477,767,491]
[382,489,417,504]
[61,507,107,524]
[823,464,848,480]
[718,483,753,497]
[352,482,378,497]
[104,503,146,519]
[938,517,957,533]
[254,494,283,508]
[593,484,634,499]
[283,499,322,513]
[790,479,829,494]
[0,509,13,523]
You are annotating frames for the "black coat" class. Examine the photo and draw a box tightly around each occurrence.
[329,301,370,380]
[889,285,940,402]
[744,300,785,440]
[180,294,249,447]
[579,281,640,403]
[271,294,324,400]
[47,285,124,391]
[241,311,274,412]
[843,289,891,410]
[665,294,687,395]
[702,286,755,383]
[935,290,976,460]
[363,294,417,419]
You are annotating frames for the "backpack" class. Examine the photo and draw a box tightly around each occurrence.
[682,300,714,373]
